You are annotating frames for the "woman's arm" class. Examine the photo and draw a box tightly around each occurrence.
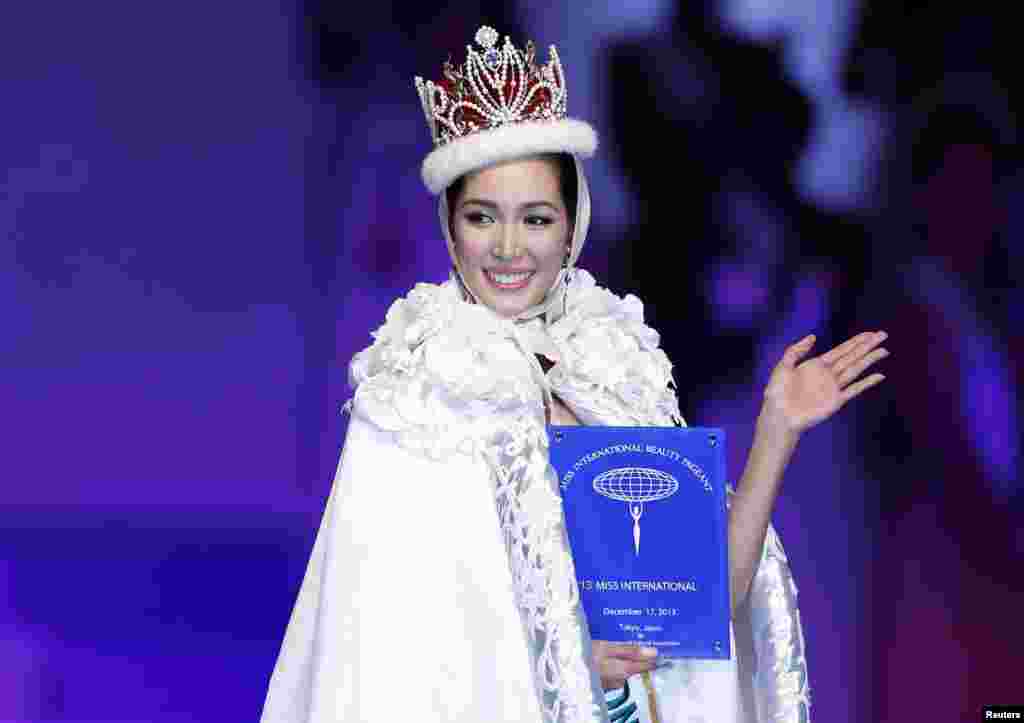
[728,331,888,615]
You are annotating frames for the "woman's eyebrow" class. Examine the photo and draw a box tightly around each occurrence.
[460,198,559,211]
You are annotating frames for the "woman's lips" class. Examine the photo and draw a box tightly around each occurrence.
[484,269,535,290]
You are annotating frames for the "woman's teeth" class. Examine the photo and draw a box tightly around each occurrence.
[486,270,534,286]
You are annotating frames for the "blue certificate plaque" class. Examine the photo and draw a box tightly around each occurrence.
[548,426,730,659]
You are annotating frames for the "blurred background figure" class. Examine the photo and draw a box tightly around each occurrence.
[1,1,1018,720]
[842,7,1022,716]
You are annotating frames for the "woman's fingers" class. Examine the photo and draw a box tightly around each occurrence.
[603,655,657,677]
[840,372,885,403]
[820,331,883,366]
[836,347,889,387]
[599,657,659,689]
[593,642,658,689]
[603,643,659,662]
[780,335,816,368]
[832,331,886,376]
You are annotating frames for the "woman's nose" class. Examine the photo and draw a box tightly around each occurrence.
[494,224,523,259]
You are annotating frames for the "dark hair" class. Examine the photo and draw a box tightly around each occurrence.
[445,152,579,231]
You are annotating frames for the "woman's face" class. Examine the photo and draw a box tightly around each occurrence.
[450,156,571,319]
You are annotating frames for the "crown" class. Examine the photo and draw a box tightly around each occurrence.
[413,26,596,194]
[415,25,567,147]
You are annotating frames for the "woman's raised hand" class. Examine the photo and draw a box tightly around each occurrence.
[591,640,659,690]
[762,331,888,435]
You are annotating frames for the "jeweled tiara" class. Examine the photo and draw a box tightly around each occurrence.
[413,25,597,194]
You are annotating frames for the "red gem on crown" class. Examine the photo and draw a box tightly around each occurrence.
[414,26,568,148]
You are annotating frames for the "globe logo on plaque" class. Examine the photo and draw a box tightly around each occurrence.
[592,467,679,556]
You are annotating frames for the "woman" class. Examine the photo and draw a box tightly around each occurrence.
[260,26,886,723]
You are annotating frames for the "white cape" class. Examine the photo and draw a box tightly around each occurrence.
[261,271,811,722]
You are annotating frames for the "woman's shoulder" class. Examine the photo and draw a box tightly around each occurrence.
[347,279,461,387]
[348,278,529,378]
[548,270,683,427]
[345,278,545,451]
[555,269,663,350]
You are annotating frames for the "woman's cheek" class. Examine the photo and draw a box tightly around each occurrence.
[456,228,489,267]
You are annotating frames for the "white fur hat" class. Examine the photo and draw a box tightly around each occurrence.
[421,117,597,195]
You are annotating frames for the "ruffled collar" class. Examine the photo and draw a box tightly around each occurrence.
[349,268,683,448]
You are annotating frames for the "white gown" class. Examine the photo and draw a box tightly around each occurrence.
[260,270,811,723]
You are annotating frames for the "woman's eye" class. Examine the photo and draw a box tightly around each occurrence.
[465,212,493,225]
[525,216,553,227]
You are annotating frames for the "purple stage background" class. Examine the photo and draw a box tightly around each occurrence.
[2,2,1021,721]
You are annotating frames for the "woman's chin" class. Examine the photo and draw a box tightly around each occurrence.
[486,296,530,318]
[474,288,541,318]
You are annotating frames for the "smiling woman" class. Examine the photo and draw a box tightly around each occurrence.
[260,23,886,723]
[447,155,574,319]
